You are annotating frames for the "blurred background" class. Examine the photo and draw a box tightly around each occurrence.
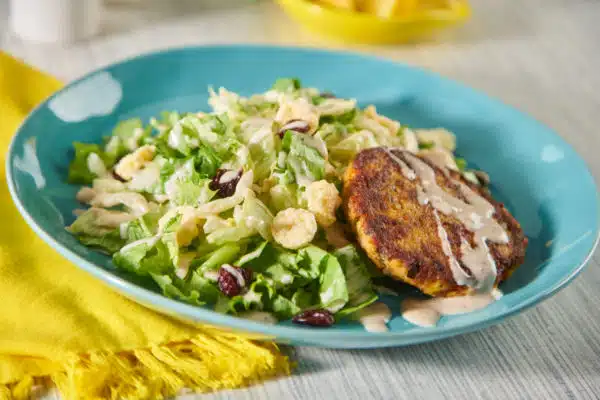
[0,0,598,166]
[1,0,597,157]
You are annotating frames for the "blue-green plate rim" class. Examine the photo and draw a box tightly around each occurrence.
[6,45,600,347]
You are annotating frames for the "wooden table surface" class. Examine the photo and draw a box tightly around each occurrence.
[2,0,600,398]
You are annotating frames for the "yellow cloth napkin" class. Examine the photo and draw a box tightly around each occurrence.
[0,52,290,400]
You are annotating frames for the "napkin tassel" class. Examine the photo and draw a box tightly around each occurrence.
[2,333,291,400]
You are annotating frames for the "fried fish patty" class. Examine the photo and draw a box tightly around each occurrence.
[343,147,527,297]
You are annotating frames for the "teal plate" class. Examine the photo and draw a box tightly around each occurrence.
[7,46,599,348]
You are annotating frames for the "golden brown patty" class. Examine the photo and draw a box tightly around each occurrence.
[343,147,527,297]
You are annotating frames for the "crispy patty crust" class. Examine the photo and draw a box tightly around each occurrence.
[343,147,527,297]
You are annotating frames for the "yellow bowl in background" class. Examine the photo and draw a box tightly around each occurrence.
[276,0,471,44]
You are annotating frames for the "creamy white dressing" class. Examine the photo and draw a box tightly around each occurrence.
[280,274,293,284]
[401,289,503,328]
[400,151,509,292]
[383,148,416,180]
[433,209,472,287]
[196,171,253,216]
[358,302,392,333]
[222,264,246,288]
[383,148,510,326]
[219,170,240,184]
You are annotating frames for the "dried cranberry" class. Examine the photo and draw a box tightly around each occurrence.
[209,169,242,198]
[217,265,253,297]
[292,309,335,327]
[277,119,311,138]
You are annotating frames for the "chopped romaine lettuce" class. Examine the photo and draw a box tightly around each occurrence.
[334,245,378,316]
[272,78,301,92]
[76,230,125,254]
[68,142,109,184]
[162,159,216,206]
[150,272,220,306]
[318,251,349,313]
[281,131,325,186]
[65,78,482,327]
[193,243,243,273]
[112,236,174,276]
[269,183,300,212]
[455,157,467,171]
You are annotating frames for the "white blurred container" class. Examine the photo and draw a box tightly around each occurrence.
[9,0,103,43]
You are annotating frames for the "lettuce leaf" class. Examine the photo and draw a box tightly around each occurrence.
[272,78,301,92]
[222,273,274,314]
[76,230,124,254]
[334,245,377,316]
[68,142,107,184]
[236,240,269,266]
[281,131,325,186]
[122,207,166,242]
[112,237,174,276]
[270,295,301,319]
[206,192,273,245]
[193,242,243,273]
[68,208,113,237]
[269,183,300,212]
[150,271,221,306]
[318,251,349,313]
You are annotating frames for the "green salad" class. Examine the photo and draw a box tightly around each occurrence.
[67,78,471,326]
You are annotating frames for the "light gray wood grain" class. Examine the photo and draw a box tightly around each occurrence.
[2,0,600,399]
